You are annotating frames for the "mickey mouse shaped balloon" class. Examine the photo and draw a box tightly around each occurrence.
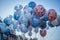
[47,9,57,22]
[14,5,23,20]
[3,17,12,26]
[34,5,46,17]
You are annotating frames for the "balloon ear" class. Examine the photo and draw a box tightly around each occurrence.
[14,5,19,11]
[19,5,23,10]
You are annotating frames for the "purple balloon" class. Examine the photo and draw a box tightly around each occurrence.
[28,26,32,31]
[34,27,38,33]
[45,26,49,30]
[28,31,32,36]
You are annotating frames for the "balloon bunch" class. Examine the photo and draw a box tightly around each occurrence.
[0,1,60,40]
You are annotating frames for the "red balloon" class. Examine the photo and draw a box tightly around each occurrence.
[34,5,45,17]
[40,29,46,37]
[47,9,57,22]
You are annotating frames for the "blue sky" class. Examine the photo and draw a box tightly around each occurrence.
[0,0,60,40]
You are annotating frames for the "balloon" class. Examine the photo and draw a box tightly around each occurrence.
[14,5,19,11]
[0,23,6,33]
[23,5,32,19]
[34,5,45,17]
[27,20,31,28]
[9,24,15,34]
[28,31,32,36]
[28,1,36,9]
[13,21,20,30]
[5,27,10,36]
[47,9,57,22]
[30,38,33,40]
[4,17,12,26]
[0,17,2,23]
[14,12,20,20]
[19,5,23,10]
[40,29,46,37]
[0,20,2,23]
[28,26,32,31]
[58,16,60,25]
[40,14,48,21]
[31,15,41,28]
[34,27,38,33]
[50,15,60,26]
[48,21,54,27]
[20,36,23,40]
[9,24,14,30]
[39,20,46,29]
[33,38,38,40]
[16,24,21,32]
[45,26,49,30]
[10,29,15,34]
[20,24,28,33]
[18,15,27,26]
[23,5,32,13]
[9,15,12,19]
[24,11,32,20]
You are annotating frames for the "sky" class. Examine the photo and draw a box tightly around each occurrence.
[0,0,60,40]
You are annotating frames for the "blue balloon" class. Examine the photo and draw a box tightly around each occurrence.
[40,14,48,21]
[14,12,20,20]
[5,27,10,36]
[48,22,54,27]
[39,20,46,29]
[3,17,12,26]
[9,15,12,19]
[19,5,23,10]
[0,17,2,23]
[14,5,19,11]
[20,24,28,33]
[13,21,18,29]
[28,1,36,9]
[31,15,41,28]
[0,20,2,23]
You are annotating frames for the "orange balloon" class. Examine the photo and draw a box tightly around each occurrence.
[40,29,46,37]
[34,5,45,17]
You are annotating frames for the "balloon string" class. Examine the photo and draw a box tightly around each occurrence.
[30,36,31,40]
[35,33,36,38]
[1,33,3,40]
[43,37,44,40]
[22,33,25,40]
[48,27,56,40]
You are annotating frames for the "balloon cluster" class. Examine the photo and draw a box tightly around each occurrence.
[0,1,60,40]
